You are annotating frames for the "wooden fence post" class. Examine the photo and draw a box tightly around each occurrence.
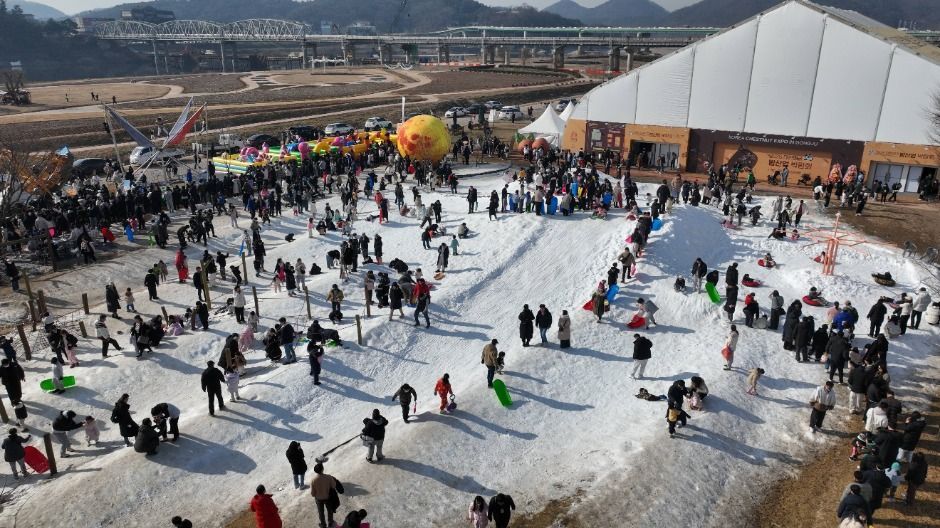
[27,299,38,328]
[23,274,34,301]
[355,315,363,345]
[161,306,169,320]
[0,398,8,423]
[78,321,88,338]
[37,290,47,315]
[81,293,90,315]
[252,286,260,316]
[365,287,371,317]
[16,324,30,360]
[202,268,212,310]
[241,253,249,284]
[43,433,58,476]
[304,286,311,319]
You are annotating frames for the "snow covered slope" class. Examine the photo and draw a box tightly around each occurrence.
[3,172,937,527]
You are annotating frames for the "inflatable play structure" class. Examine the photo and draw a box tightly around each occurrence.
[396,114,450,162]
[212,130,397,174]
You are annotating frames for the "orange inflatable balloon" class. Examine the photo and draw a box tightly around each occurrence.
[396,115,451,162]
[516,139,532,153]
[532,137,549,151]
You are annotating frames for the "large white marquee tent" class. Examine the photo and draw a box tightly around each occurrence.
[567,0,940,147]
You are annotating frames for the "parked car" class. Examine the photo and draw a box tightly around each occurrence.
[288,125,319,141]
[364,117,393,131]
[484,100,504,110]
[444,107,467,118]
[245,134,280,149]
[555,99,575,112]
[71,158,109,177]
[129,146,185,165]
[465,103,485,116]
[497,106,524,120]
[324,123,355,136]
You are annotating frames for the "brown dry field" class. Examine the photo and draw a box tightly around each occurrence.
[7,82,171,112]
[268,70,395,86]
[397,70,564,96]
[144,72,248,94]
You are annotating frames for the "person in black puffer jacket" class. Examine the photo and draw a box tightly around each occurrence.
[361,409,388,463]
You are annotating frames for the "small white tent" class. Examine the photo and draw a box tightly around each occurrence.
[518,105,565,137]
[557,102,575,123]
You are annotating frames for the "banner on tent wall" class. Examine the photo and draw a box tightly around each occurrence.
[859,141,940,169]
[714,142,833,180]
[624,124,691,170]
[587,121,625,152]
[561,118,587,152]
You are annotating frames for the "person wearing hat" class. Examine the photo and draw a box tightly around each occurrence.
[434,373,453,414]
[482,339,499,388]
[631,334,652,379]
[201,361,226,416]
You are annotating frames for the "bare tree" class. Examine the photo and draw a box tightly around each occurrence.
[0,129,70,220]
[931,90,940,145]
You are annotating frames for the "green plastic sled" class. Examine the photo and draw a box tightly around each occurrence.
[492,379,513,407]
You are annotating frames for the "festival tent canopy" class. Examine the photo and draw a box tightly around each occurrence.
[518,105,565,137]
[558,102,575,123]
[567,0,940,146]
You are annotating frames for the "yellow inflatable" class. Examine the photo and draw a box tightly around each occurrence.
[396,115,450,162]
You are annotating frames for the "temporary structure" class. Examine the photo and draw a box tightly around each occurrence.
[519,105,565,137]
[558,103,575,123]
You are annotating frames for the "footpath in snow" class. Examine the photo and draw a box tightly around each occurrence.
[1,169,937,528]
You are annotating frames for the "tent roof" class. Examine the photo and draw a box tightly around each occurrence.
[519,105,565,136]
[558,102,575,122]
[569,0,940,146]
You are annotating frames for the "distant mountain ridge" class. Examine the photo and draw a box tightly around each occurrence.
[11,1,67,20]
[80,0,581,32]
[542,0,940,29]
[545,0,668,25]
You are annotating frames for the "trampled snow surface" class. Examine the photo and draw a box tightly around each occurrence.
[3,172,938,528]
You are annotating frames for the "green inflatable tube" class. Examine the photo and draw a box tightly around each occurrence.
[705,283,721,304]
[492,379,513,407]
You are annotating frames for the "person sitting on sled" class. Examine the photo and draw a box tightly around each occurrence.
[768,227,786,240]
[763,252,776,266]
[790,229,800,240]
[673,276,686,292]
[815,251,826,263]
[807,287,822,301]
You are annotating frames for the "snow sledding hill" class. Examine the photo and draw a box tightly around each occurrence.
[3,173,938,528]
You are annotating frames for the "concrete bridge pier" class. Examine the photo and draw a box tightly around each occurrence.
[607,46,622,72]
[552,45,566,69]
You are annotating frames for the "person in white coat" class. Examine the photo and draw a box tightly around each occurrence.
[233,286,247,324]
[224,369,240,402]
[809,381,836,433]
[722,325,739,371]
[897,294,913,334]
[910,287,932,329]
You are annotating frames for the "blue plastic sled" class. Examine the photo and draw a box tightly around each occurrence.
[606,283,620,302]
[124,225,135,242]
[548,196,558,215]
[651,218,664,231]
[508,195,517,211]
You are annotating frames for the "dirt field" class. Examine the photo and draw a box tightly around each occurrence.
[144,73,247,94]
[269,70,394,86]
[11,82,171,112]
[397,70,563,96]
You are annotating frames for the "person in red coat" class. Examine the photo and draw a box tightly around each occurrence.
[250,485,282,528]
[434,373,453,414]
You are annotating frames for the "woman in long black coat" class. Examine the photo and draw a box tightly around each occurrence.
[105,283,121,318]
[518,305,535,347]
[286,441,308,489]
[111,393,139,446]
[781,300,802,350]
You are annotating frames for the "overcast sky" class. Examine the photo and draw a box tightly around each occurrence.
[42,0,699,16]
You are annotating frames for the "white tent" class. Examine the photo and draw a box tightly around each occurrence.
[519,105,565,137]
[557,102,575,123]
[568,0,940,146]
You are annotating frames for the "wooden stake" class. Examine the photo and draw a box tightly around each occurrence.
[355,315,363,345]
[241,252,249,284]
[304,286,311,319]
[43,433,58,476]
[78,321,88,338]
[23,273,33,300]
[16,324,30,360]
[202,268,212,310]
[161,306,169,320]
[27,299,37,326]
[37,290,47,315]
[81,293,90,315]
[252,286,260,316]
[0,397,8,423]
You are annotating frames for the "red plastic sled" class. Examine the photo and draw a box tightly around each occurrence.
[757,259,775,268]
[583,300,594,311]
[742,279,762,287]
[24,446,49,473]
[802,295,829,307]
[626,315,646,329]
[813,256,823,263]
